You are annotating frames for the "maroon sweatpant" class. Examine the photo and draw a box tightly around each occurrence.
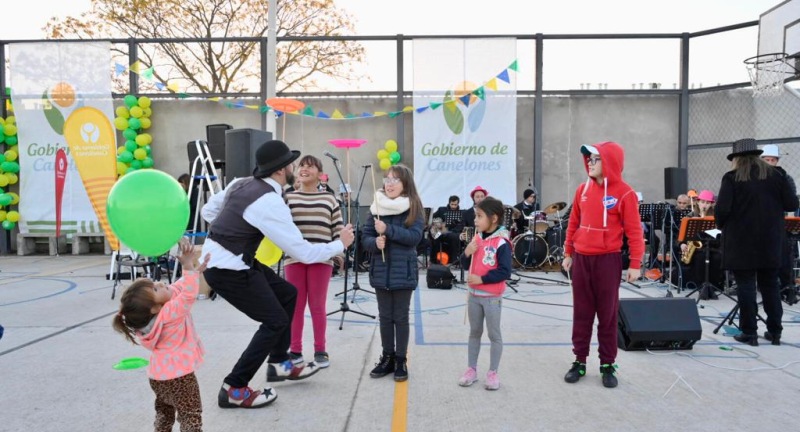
[571,252,622,365]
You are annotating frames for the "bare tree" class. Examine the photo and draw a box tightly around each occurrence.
[45,0,367,93]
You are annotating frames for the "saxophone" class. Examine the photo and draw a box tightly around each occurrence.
[681,241,703,264]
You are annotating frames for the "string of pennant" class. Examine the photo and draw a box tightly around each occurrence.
[115,59,518,119]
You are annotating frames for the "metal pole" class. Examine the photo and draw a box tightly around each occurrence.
[265,0,278,134]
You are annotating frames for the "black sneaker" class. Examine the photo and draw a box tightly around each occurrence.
[600,364,618,388]
[763,331,781,346]
[370,353,395,378]
[394,356,408,382]
[564,361,586,383]
[733,333,759,346]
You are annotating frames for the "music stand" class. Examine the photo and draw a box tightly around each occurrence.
[678,217,729,303]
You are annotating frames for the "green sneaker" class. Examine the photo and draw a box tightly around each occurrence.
[564,361,586,383]
[600,364,618,388]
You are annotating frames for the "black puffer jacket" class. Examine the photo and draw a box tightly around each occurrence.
[361,210,424,290]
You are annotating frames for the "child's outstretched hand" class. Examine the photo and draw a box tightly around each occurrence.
[176,238,209,272]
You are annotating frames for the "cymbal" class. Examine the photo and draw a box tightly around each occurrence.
[543,202,567,214]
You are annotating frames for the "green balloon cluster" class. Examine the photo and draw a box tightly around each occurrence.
[114,95,154,177]
[376,139,402,170]
[0,115,20,231]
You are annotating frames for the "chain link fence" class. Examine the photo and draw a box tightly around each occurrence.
[688,84,800,194]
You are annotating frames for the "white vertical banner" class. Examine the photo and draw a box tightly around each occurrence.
[10,42,117,235]
[413,39,517,207]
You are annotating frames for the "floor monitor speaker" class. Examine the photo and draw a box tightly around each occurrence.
[206,124,232,162]
[617,297,701,351]
[664,167,688,200]
[224,128,273,182]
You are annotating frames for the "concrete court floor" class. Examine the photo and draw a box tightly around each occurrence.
[1,254,799,432]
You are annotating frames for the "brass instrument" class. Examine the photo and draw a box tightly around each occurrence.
[430,217,445,239]
[461,227,475,243]
[681,241,702,264]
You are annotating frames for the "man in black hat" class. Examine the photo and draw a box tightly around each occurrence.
[201,139,355,408]
[716,138,798,347]
[513,187,540,233]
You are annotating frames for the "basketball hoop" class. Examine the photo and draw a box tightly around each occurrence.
[744,52,796,97]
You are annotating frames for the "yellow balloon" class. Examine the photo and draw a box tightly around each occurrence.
[255,237,283,266]
[379,158,392,170]
[138,96,152,109]
[384,139,398,153]
[143,107,152,117]
[116,161,128,176]
[4,150,17,161]
[129,106,144,118]
[3,124,17,136]
[115,106,130,119]
[6,210,19,223]
[0,175,7,187]
[114,117,129,131]
[140,117,152,129]
[0,210,6,222]
[377,149,389,160]
[6,173,17,184]
[8,192,18,205]
[134,148,147,160]
[6,116,15,125]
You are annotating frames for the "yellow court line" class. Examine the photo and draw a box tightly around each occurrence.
[391,379,408,432]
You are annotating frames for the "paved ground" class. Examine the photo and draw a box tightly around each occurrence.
[1,254,799,432]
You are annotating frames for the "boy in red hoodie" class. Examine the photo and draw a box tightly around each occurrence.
[561,141,643,388]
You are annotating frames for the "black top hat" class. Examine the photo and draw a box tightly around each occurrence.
[727,138,763,161]
[253,140,301,178]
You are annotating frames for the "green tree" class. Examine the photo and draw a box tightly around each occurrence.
[45,0,366,93]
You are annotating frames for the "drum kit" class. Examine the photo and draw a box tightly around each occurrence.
[511,201,569,269]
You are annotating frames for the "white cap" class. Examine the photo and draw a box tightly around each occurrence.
[636,192,643,202]
[761,144,780,158]
[580,144,599,156]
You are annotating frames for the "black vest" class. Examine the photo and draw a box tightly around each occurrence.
[208,178,275,266]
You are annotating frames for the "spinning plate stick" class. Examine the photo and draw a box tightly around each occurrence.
[368,166,385,262]
[329,139,366,224]
[266,98,305,141]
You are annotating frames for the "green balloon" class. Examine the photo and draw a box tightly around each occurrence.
[0,154,5,164]
[106,170,189,257]
[124,94,138,108]
[0,161,19,173]
[125,140,138,152]
[118,151,134,164]
[2,219,15,230]
[141,157,154,168]
[127,117,142,130]
[143,145,151,155]
[389,151,401,164]
[0,194,12,206]
[4,136,16,146]
[130,159,143,170]
[122,128,138,141]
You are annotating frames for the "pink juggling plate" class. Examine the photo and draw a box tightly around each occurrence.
[329,139,367,149]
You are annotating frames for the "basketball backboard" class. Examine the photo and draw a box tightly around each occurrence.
[759,0,800,57]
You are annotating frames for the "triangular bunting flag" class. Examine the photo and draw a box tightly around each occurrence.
[302,106,315,116]
[508,60,518,71]
[154,82,166,91]
[246,105,260,110]
[233,101,245,109]
[259,105,270,113]
[485,78,498,91]
[415,106,429,113]
[167,82,180,93]
[331,109,345,119]
[177,93,190,99]
[130,60,142,74]
[388,111,401,118]
[402,106,414,113]
[275,111,284,118]
[345,114,356,119]
[497,69,510,83]
[459,94,472,106]
[141,67,155,80]
[114,63,127,76]
[316,111,330,119]
[472,87,485,100]
[360,112,373,118]
[209,97,220,102]
[430,102,443,110]
[374,111,387,117]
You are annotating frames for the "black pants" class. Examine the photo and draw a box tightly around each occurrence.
[375,288,413,358]
[779,235,795,288]
[732,269,783,336]
[430,231,461,265]
[204,262,297,388]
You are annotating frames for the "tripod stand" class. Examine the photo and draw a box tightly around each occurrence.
[678,217,732,303]
[326,162,375,329]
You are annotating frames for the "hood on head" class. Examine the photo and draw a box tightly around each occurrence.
[580,141,624,183]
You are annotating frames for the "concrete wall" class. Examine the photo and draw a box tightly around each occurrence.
[141,95,680,209]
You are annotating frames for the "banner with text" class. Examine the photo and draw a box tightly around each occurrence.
[10,42,118,238]
[413,39,517,207]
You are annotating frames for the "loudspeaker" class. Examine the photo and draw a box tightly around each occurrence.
[224,128,273,182]
[664,167,688,200]
[206,124,232,162]
[426,264,455,289]
[617,297,701,351]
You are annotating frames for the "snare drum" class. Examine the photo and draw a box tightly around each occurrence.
[532,211,549,234]
[511,233,549,269]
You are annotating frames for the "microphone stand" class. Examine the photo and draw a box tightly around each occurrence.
[335,165,375,301]
[325,159,375,330]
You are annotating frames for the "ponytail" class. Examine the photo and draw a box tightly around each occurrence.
[112,279,157,345]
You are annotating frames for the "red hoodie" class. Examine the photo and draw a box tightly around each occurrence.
[563,141,644,269]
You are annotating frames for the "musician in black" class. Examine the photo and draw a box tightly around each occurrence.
[513,188,539,233]
[430,195,465,265]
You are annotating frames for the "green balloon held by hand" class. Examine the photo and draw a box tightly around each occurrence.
[107,170,189,257]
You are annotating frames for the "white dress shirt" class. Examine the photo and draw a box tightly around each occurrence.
[201,177,345,271]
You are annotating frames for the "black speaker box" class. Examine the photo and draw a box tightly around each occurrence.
[617,297,701,351]
[224,128,273,182]
[206,124,232,162]
[664,167,688,200]
[426,264,455,289]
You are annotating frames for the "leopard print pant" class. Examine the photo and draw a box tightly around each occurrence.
[149,372,203,432]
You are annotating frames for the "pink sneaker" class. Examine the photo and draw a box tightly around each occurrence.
[458,367,478,387]
[485,370,500,390]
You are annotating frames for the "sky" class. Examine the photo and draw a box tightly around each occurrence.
[0,0,788,90]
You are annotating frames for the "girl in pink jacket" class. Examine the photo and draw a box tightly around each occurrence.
[113,239,212,432]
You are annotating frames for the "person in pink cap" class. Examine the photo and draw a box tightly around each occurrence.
[679,189,721,299]
[461,185,489,241]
